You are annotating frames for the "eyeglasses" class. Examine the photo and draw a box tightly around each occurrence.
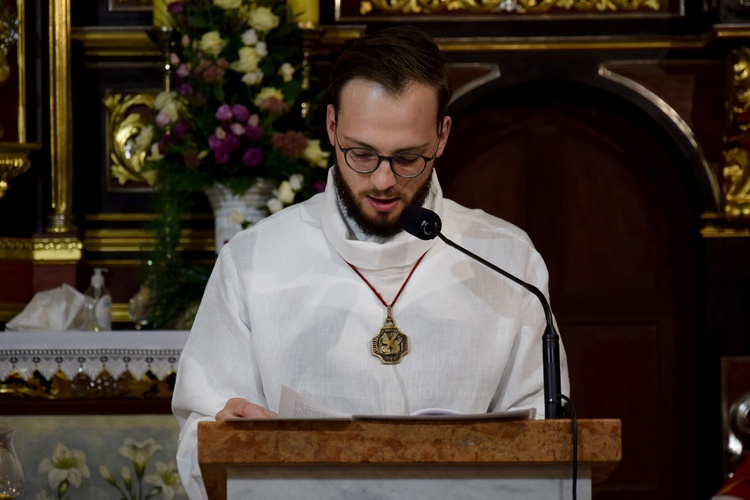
[335,133,437,179]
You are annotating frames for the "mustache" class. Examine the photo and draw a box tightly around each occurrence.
[364,189,399,198]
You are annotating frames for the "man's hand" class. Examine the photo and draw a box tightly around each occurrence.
[215,398,278,421]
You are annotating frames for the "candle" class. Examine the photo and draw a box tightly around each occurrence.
[153,0,175,28]
[288,0,319,26]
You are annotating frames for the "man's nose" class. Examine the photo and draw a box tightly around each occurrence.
[370,157,397,190]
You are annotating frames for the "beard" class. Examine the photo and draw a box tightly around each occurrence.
[332,165,432,238]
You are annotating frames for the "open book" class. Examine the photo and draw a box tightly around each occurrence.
[277,385,536,420]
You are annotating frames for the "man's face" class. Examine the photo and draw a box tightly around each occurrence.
[326,79,451,237]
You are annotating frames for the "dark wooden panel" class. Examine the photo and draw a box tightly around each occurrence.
[439,80,699,498]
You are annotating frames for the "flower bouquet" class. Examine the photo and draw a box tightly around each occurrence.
[138,0,330,328]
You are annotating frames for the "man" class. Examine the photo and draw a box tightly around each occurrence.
[173,25,570,499]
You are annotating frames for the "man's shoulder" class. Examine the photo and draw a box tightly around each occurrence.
[443,198,532,243]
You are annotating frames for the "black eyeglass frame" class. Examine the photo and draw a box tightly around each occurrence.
[334,132,439,179]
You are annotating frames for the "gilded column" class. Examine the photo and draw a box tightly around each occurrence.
[46,0,77,233]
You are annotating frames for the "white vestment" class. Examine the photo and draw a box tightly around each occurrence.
[172,169,570,499]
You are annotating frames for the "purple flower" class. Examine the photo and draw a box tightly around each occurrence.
[168,1,184,15]
[208,134,222,150]
[173,119,190,140]
[223,133,240,153]
[245,125,262,141]
[176,83,193,97]
[312,182,327,193]
[242,147,263,167]
[214,148,229,165]
[231,104,250,122]
[215,104,233,122]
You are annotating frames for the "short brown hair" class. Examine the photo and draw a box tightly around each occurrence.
[327,26,453,131]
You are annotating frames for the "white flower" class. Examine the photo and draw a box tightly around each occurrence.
[153,90,173,111]
[247,6,280,32]
[147,142,164,162]
[278,63,295,82]
[267,197,284,214]
[99,465,116,485]
[240,29,258,45]
[253,87,285,106]
[153,92,182,127]
[230,46,261,73]
[230,211,245,225]
[118,438,162,475]
[213,0,242,9]
[302,139,331,168]
[255,41,268,57]
[289,174,304,191]
[241,70,264,86]
[273,181,296,204]
[135,125,154,151]
[198,31,225,57]
[38,443,91,490]
[144,460,185,500]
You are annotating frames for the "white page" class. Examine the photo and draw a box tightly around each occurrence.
[277,386,536,420]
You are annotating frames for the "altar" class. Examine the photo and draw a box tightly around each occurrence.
[0,330,190,498]
[0,330,189,403]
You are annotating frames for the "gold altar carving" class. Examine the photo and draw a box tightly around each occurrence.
[0,143,32,199]
[359,0,660,16]
[104,92,157,187]
[0,369,175,400]
[723,47,750,226]
[0,237,82,261]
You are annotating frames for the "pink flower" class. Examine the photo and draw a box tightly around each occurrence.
[215,104,233,122]
[230,123,245,136]
[175,63,190,79]
[258,97,289,115]
[271,131,308,157]
[155,109,172,128]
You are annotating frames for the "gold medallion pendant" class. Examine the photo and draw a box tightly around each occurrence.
[346,253,425,365]
[371,310,409,364]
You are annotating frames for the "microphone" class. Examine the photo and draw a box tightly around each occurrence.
[401,205,566,419]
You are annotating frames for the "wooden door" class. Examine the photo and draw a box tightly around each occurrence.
[438,81,701,499]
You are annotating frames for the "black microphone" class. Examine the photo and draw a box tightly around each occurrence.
[401,205,566,419]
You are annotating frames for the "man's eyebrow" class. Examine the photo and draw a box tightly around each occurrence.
[340,134,432,153]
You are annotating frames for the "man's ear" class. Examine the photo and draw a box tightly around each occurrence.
[326,104,337,147]
[436,115,452,158]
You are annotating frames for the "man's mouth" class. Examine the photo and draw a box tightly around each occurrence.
[366,196,400,212]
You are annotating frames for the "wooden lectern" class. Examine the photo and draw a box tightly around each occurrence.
[198,418,621,500]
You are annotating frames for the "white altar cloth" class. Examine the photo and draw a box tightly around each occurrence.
[0,330,190,382]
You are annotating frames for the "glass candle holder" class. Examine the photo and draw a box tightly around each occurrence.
[0,428,23,499]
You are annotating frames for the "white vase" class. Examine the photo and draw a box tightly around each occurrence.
[204,179,275,254]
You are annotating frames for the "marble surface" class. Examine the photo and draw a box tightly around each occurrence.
[227,465,591,500]
[199,418,621,500]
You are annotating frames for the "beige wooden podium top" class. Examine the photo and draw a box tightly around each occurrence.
[198,418,621,499]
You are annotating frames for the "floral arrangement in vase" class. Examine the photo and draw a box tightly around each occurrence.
[136,0,330,329]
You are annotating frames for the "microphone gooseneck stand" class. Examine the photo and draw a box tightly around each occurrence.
[400,205,578,499]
